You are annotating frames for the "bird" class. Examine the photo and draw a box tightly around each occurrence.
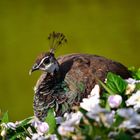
[30,32,131,121]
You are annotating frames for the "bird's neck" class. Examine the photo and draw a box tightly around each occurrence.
[52,69,62,83]
[47,67,63,86]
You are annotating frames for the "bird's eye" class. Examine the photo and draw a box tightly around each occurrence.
[43,58,50,64]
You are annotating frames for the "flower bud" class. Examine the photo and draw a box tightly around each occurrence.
[125,84,135,95]
[1,129,6,137]
[37,122,49,134]
[108,95,122,108]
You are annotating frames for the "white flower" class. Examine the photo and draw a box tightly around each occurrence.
[63,111,83,126]
[105,111,115,126]
[32,133,46,140]
[118,108,140,129]
[26,137,31,140]
[1,122,16,137]
[55,116,64,124]
[126,90,140,111]
[37,122,49,135]
[125,78,140,84]
[32,120,49,135]
[87,105,115,127]
[117,108,137,119]
[119,118,140,129]
[80,84,100,111]
[108,95,122,108]
[1,122,16,130]
[49,134,58,140]
[88,84,100,97]
[6,122,16,130]
[58,125,74,136]
[58,111,82,136]
[125,84,136,95]
[80,97,99,111]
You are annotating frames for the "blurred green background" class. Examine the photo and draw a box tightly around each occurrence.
[0,0,140,121]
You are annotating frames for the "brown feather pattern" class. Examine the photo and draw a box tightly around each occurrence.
[33,53,131,121]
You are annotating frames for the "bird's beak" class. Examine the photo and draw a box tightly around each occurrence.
[29,64,39,75]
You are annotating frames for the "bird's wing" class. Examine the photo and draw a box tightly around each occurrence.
[57,53,131,96]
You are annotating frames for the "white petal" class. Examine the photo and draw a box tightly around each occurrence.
[126,90,140,107]
[1,130,6,137]
[125,84,136,95]
[89,84,100,97]
[58,126,74,136]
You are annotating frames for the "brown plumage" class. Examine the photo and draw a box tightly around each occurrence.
[30,32,131,121]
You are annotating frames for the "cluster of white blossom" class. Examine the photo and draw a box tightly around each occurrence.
[1,77,140,139]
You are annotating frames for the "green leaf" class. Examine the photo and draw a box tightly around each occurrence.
[79,108,87,115]
[106,72,127,94]
[2,111,9,123]
[17,116,33,128]
[10,132,26,140]
[136,68,140,79]
[98,80,114,95]
[45,108,56,134]
[129,66,140,80]
[105,101,111,111]
[136,83,140,90]
[113,115,124,127]
[116,131,132,140]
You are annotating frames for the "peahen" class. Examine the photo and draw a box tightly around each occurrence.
[30,32,131,121]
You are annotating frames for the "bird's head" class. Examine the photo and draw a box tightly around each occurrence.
[29,52,59,74]
[29,32,67,75]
